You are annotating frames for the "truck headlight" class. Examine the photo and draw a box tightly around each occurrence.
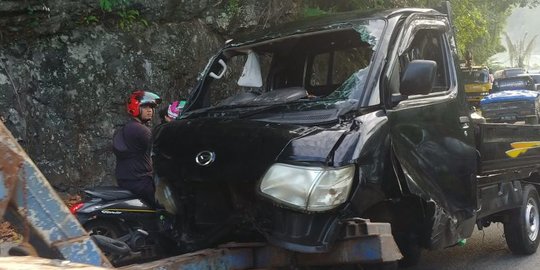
[259,163,355,212]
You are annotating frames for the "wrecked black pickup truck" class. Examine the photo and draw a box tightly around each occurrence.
[153,5,540,269]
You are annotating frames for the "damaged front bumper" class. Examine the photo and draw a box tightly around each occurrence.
[296,218,402,265]
[127,221,402,270]
[266,216,402,265]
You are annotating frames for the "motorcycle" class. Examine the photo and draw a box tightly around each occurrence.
[70,179,242,266]
[70,186,178,266]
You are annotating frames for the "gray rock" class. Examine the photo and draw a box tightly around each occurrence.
[0,0,302,191]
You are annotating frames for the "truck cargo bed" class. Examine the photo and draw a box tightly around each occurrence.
[478,123,540,175]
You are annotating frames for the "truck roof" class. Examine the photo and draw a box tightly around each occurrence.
[227,8,441,47]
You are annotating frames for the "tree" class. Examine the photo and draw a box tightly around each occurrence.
[504,32,538,67]
[302,0,540,64]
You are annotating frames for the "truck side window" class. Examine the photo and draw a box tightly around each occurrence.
[400,29,449,93]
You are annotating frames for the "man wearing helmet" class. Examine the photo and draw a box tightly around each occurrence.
[113,90,162,205]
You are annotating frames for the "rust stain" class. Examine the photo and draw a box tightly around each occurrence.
[0,140,24,217]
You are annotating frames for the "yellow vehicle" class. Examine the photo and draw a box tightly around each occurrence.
[460,66,492,105]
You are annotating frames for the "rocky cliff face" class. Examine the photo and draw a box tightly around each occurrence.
[0,0,301,192]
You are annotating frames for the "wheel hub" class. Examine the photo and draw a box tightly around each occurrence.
[526,197,539,242]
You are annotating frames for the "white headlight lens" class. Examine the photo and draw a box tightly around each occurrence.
[259,164,322,209]
[307,166,355,211]
[259,163,355,211]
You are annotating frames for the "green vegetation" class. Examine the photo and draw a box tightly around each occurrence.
[303,7,327,17]
[82,15,99,25]
[226,0,241,16]
[99,0,128,12]
[97,0,147,30]
[302,0,540,65]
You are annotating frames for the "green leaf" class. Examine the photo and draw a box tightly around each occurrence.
[127,9,139,16]
[100,0,112,12]
[140,18,149,27]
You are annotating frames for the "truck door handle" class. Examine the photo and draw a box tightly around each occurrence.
[459,116,470,129]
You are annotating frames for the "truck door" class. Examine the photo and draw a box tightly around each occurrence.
[384,15,477,247]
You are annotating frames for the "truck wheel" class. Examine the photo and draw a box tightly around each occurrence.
[395,233,422,267]
[504,184,540,255]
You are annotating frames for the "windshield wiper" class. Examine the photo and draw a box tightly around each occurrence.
[185,103,265,116]
[237,99,317,118]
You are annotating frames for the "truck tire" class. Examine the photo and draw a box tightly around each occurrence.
[392,232,422,267]
[504,184,540,255]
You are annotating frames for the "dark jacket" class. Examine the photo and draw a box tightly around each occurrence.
[113,119,153,181]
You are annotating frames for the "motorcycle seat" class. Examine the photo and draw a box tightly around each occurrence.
[84,186,136,201]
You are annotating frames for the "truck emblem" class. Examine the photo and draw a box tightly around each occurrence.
[195,151,216,166]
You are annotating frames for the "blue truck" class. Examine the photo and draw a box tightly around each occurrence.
[480,75,540,124]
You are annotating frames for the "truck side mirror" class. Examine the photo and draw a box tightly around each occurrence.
[400,60,437,96]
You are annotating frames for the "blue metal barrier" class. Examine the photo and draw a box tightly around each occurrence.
[0,122,111,267]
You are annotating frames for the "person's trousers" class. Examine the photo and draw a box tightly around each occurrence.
[117,178,155,207]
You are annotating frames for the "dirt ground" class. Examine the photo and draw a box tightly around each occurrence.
[0,221,21,243]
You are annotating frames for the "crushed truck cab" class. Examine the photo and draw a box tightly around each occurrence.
[153,5,540,268]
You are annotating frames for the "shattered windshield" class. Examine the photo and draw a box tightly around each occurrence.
[192,19,385,117]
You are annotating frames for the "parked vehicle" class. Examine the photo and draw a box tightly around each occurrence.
[520,73,540,90]
[480,75,539,124]
[493,67,527,79]
[461,66,492,105]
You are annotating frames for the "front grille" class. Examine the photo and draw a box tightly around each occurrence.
[482,101,532,112]
[481,100,534,119]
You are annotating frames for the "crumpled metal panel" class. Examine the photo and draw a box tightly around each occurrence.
[0,122,110,267]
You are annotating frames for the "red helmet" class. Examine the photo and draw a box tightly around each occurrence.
[126,90,162,117]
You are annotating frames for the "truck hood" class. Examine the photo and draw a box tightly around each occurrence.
[480,90,539,105]
[153,118,349,183]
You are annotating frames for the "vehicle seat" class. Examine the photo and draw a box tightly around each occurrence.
[83,186,136,201]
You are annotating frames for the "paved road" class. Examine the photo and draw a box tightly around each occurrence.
[409,224,539,270]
